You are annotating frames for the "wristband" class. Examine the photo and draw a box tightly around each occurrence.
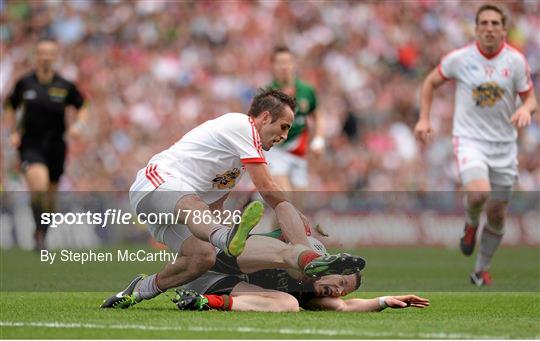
[378,296,388,310]
[310,136,325,150]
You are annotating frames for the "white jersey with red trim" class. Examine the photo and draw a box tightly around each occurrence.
[131,113,266,201]
[439,42,533,142]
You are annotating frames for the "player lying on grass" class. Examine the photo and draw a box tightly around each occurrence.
[101,203,366,309]
[172,233,429,312]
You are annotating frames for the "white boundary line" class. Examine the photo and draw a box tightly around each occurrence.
[0,320,512,339]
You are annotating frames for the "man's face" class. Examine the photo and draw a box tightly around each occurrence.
[475,10,505,51]
[258,106,294,151]
[313,274,358,297]
[272,52,295,85]
[36,41,58,72]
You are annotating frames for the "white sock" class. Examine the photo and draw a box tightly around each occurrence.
[135,274,163,300]
[464,195,483,227]
[475,225,503,273]
[208,225,231,251]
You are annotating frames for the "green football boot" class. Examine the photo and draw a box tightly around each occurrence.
[173,288,210,311]
[303,253,366,278]
[226,201,264,257]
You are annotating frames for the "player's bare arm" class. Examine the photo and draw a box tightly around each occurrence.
[68,104,90,139]
[414,67,448,145]
[245,163,286,208]
[3,105,20,148]
[245,162,310,246]
[510,89,538,129]
[306,295,430,312]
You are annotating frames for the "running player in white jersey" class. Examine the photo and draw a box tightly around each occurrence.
[102,90,360,309]
[414,4,537,286]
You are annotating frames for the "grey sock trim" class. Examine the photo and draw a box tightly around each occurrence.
[136,274,162,300]
[208,225,230,251]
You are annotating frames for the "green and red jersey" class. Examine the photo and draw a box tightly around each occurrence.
[269,79,317,156]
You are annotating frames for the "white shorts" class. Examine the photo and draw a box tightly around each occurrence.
[453,136,518,188]
[129,164,196,214]
[130,163,230,253]
[264,147,308,188]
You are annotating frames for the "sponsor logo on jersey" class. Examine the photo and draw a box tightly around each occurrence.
[294,115,306,125]
[276,271,290,292]
[299,98,309,113]
[472,82,504,108]
[49,88,68,102]
[23,89,37,100]
[212,168,241,189]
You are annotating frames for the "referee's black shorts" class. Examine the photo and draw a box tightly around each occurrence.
[19,138,66,182]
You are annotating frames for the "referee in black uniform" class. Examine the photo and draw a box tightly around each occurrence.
[4,39,88,250]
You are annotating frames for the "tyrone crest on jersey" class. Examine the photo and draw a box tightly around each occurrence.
[212,168,241,189]
[472,82,504,108]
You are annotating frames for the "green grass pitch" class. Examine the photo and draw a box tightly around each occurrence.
[1,247,539,339]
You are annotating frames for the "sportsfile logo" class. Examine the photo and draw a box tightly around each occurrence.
[40,209,242,228]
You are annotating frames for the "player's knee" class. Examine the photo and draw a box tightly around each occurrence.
[176,195,206,213]
[486,207,505,223]
[187,248,216,273]
[485,204,507,232]
[467,191,489,206]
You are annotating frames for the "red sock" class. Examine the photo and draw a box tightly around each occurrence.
[298,250,320,269]
[203,294,233,310]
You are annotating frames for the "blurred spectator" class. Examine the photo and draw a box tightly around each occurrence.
[1,0,538,193]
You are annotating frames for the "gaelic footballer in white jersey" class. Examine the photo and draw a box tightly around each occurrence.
[102,89,323,311]
[128,88,313,257]
[414,4,537,287]
[439,42,533,189]
[439,42,532,143]
[130,113,267,208]
[101,90,369,310]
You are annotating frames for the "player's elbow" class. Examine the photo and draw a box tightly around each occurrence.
[427,70,445,90]
[333,300,348,312]
[259,189,287,209]
[423,77,437,93]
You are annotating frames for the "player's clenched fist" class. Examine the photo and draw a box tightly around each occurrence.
[414,119,432,145]
[509,108,532,129]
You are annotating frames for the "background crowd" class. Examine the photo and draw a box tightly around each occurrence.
[1,0,539,193]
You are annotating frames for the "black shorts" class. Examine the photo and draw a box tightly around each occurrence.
[19,140,66,182]
[211,250,244,275]
[206,275,244,295]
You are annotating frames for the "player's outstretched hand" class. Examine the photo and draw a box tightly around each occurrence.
[413,119,432,145]
[385,295,430,309]
[509,108,532,129]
